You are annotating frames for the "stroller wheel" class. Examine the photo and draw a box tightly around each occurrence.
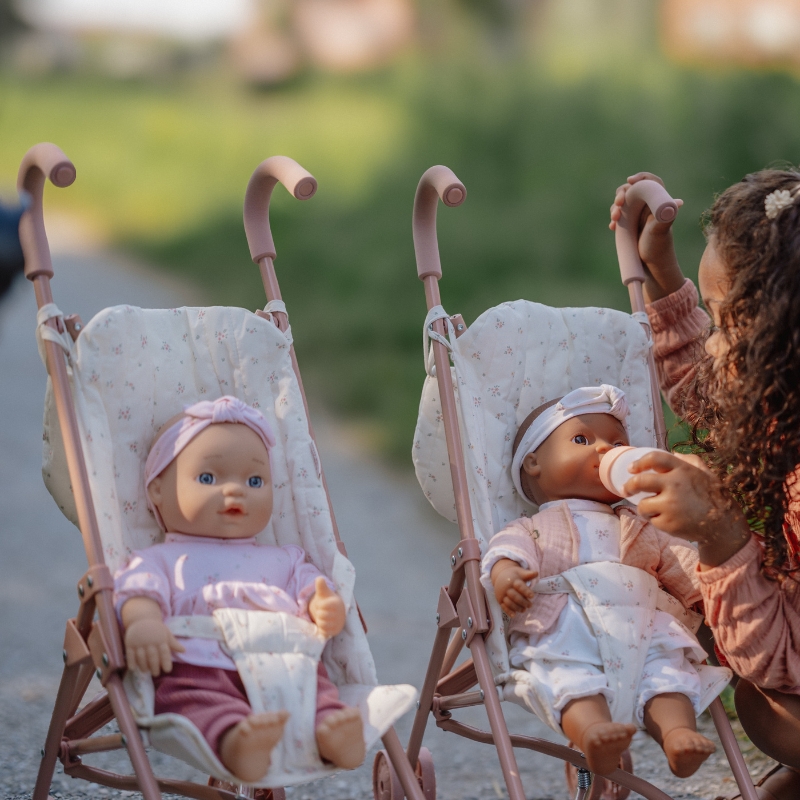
[373,749,404,800]
[414,747,436,800]
[564,748,632,800]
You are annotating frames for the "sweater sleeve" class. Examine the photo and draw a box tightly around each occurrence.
[480,518,542,596]
[653,526,703,608]
[646,278,711,416]
[698,535,800,691]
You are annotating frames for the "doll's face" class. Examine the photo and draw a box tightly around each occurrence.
[521,412,628,505]
[148,422,273,539]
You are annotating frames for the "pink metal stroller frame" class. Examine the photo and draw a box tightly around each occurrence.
[378,166,760,800]
[19,142,427,800]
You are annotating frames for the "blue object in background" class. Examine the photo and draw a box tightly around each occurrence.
[0,192,30,301]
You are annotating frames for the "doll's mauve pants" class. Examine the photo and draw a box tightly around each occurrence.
[153,662,346,757]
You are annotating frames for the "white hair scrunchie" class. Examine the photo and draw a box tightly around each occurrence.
[511,384,629,505]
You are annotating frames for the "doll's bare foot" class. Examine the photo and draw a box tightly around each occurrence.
[581,722,637,776]
[662,727,716,778]
[316,707,366,769]
[220,711,289,782]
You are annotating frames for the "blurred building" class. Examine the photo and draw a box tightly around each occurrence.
[662,0,800,68]
[230,0,416,83]
[10,0,416,81]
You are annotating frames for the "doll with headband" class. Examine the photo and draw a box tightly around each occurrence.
[114,396,365,783]
[481,385,730,779]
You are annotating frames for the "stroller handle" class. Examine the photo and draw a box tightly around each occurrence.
[414,165,467,281]
[244,156,318,263]
[614,179,679,286]
[16,142,76,281]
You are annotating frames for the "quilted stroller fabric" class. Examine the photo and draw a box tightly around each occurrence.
[412,300,729,722]
[41,303,416,787]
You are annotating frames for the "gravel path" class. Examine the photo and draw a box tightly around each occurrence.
[0,251,770,800]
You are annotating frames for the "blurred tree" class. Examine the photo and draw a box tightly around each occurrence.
[0,0,28,44]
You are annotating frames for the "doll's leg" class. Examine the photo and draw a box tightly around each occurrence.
[219,710,289,782]
[561,694,637,776]
[642,692,715,778]
[154,663,288,782]
[314,663,365,769]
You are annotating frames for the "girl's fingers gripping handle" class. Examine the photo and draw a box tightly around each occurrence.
[244,155,317,264]
[413,165,467,281]
[615,178,679,286]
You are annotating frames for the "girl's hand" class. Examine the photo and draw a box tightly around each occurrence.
[308,577,346,638]
[124,618,186,677]
[624,450,752,568]
[490,558,538,617]
[609,172,686,303]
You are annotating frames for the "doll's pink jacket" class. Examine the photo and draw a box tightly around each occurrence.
[647,279,800,692]
[482,501,701,637]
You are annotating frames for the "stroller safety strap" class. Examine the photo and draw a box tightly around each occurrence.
[166,615,225,641]
[533,569,703,633]
[36,302,74,366]
[423,304,455,377]
[262,299,293,345]
[631,310,653,347]
[164,610,327,778]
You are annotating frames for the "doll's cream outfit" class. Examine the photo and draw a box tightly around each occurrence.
[481,499,731,734]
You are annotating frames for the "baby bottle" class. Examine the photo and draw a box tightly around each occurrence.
[599,446,662,507]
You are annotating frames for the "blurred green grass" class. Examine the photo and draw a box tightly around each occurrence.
[4,61,800,461]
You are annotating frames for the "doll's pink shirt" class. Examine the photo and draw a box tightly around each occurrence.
[647,279,800,692]
[481,501,701,637]
[114,534,331,671]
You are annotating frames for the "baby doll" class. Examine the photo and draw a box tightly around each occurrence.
[481,385,728,779]
[114,396,365,783]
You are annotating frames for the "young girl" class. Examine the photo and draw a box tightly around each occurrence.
[114,396,365,783]
[481,385,728,779]
[610,170,800,799]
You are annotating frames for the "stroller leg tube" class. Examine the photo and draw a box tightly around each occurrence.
[471,636,526,800]
[105,676,163,800]
[406,626,452,766]
[382,727,427,800]
[708,698,758,800]
[33,662,84,800]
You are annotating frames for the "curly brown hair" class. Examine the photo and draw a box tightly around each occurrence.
[683,169,800,580]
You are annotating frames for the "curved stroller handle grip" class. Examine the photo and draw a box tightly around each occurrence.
[414,165,467,281]
[614,179,679,286]
[244,156,318,263]
[16,142,76,281]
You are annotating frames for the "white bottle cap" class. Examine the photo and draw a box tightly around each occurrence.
[599,446,662,507]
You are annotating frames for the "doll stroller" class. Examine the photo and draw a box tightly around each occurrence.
[379,167,762,800]
[19,142,427,800]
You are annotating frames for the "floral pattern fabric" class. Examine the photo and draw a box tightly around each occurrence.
[412,300,656,676]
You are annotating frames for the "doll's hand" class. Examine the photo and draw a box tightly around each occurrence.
[490,558,538,617]
[124,618,186,677]
[609,172,685,303]
[121,596,185,677]
[624,450,751,568]
[308,577,346,638]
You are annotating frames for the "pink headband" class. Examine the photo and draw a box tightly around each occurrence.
[144,396,276,529]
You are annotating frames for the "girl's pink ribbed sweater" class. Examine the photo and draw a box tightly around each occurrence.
[647,279,800,692]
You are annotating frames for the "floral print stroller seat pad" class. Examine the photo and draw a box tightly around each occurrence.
[41,303,416,786]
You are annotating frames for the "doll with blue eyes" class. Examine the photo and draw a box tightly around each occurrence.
[481,385,730,780]
[114,396,365,783]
